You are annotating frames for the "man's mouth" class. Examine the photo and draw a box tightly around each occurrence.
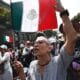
[34,48,39,52]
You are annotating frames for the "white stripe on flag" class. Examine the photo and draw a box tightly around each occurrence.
[21,0,39,32]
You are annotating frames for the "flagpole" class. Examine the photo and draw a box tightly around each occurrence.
[12,30,18,61]
[11,30,15,51]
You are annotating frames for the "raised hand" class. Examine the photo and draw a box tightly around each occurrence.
[54,0,64,12]
[13,61,26,80]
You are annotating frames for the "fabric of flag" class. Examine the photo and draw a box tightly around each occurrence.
[11,1,23,31]
[11,0,57,32]
[3,36,13,43]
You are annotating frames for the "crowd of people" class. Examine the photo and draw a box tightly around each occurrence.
[0,37,80,80]
[0,0,80,80]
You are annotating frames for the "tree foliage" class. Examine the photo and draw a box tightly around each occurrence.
[72,13,80,21]
[71,13,80,33]
[44,30,57,38]
[0,7,11,28]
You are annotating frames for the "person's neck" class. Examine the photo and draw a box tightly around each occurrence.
[37,54,51,66]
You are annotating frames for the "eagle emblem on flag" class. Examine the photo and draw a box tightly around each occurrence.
[27,9,37,21]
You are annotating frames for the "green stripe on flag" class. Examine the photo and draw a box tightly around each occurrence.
[11,2,23,31]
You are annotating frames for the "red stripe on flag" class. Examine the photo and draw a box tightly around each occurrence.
[39,0,57,31]
[9,36,13,43]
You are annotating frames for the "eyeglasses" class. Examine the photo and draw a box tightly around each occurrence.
[34,40,49,45]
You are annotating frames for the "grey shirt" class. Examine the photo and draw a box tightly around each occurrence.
[27,47,73,80]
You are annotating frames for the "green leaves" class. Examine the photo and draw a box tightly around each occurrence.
[0,7,11,27]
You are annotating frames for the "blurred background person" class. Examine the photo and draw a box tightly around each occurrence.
[0,44,13,80]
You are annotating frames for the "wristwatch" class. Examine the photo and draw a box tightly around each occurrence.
[60,9,69,17]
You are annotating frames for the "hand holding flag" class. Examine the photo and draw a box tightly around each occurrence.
[54,0,64,12]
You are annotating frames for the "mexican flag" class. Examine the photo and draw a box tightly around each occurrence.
[2,36,13,43]
[11,0,57,32]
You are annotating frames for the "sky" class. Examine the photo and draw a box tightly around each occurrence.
[3,0,80,26]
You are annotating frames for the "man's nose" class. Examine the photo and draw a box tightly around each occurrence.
[34,43,38,47]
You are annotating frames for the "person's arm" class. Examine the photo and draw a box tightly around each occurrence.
[55,0,77,55]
